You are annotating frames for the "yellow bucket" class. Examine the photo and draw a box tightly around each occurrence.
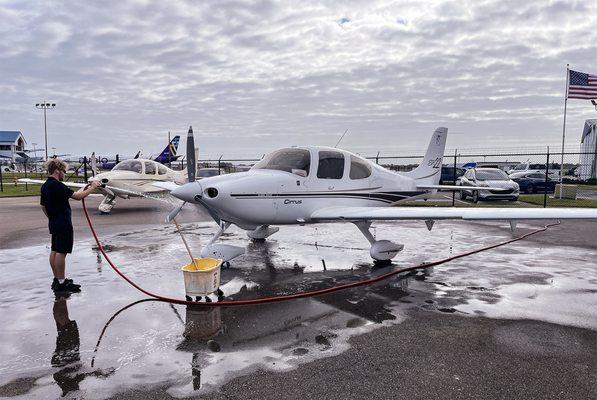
[181,257,222,296]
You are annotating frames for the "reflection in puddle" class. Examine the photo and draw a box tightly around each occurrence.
[0,221,596,398]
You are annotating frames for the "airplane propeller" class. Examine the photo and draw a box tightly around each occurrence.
[165,125,196,223]
[166,202,186,223]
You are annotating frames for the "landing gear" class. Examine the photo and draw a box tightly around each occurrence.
[472,191,479,203]
[246,225,280,241]
[98,194,116,214]
[354,221,404,262]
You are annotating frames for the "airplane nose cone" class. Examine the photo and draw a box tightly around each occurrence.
[171,181,202,203]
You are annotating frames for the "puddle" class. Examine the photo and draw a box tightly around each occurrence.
[0,220,595,398]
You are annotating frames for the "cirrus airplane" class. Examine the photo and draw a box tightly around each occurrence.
[157,127,597,264]
[20,137,189,213]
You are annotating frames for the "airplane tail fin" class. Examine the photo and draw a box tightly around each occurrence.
[153,135,180,164]
[402,127,447,185]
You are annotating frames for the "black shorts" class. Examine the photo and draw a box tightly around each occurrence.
[51,230,74,254]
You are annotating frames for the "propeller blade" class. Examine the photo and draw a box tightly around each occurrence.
[186,126,196,183]
[166,202,186,223]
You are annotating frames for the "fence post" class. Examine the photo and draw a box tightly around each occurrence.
[24,159,28,191]
[116,154,119,165]
[544,147,549,208]
[218,155,222,175]
[83,156,88,182]
[0,162,3,192]
[452,149,457,207]
[376,151,380,165]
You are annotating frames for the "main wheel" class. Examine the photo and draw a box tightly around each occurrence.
[459,190,467,200]
[531,185,537,194]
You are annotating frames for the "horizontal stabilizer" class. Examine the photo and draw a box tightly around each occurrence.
[418,184,509,192]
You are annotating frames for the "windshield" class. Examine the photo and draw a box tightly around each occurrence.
[476,169,509,181]
[252,148,311,176]
[113,160,142,173]
[197,169,219,178]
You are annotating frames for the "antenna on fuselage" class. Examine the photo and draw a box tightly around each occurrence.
[334,129,349,148]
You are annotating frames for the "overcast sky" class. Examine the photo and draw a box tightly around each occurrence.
[1,0,596,159]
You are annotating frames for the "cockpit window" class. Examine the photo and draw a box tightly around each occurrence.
[144,161,156,175]
[317,151,344,179]
[349,155,371,179]
[252,148,311,176]
[113,160,142,173]
[158,164,167,175]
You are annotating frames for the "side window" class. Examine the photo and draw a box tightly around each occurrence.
[144,161,156,175]
[349,155,371,179]
[317,151,344,179]
[158,164,167,175]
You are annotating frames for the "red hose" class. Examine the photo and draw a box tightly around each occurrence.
[81,195,559,307]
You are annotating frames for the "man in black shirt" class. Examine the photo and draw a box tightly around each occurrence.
[41,159,99,293]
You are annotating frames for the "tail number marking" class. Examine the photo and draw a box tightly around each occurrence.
[427,157,442,169]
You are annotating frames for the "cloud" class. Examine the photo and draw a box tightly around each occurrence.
[0,0,596,158]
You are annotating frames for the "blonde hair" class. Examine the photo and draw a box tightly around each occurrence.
[46,158,68,175]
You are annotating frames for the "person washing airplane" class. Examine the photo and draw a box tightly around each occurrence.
[41,159,100,293]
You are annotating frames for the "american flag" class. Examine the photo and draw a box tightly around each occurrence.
[567,69,597,100]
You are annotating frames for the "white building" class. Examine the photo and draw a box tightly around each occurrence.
[0,131,26,165]
[579,120,597,180]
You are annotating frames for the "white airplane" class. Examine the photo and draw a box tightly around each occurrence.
[20,158,189,213]
[158,127,597,264]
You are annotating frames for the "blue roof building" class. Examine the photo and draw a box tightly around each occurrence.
[0,131,26,163]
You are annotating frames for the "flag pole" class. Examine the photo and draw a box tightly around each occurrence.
[559,63,569,199]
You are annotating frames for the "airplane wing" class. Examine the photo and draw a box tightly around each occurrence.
[18,178,143,198]
[151,181,180,192]
[310,206,597,222]
[418,184,508,191]
[18,178,86,189]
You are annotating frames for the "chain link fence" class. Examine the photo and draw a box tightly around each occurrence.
[2,151,596,208]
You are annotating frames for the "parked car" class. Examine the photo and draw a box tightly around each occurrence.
[439,166,466,185]
[197,167,221,179]
[509,172,556,194]
[507,162,560,180]
[458,167,519,202]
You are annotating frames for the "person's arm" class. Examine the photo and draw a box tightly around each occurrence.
[41,206,48,217]
[71,181,100,201]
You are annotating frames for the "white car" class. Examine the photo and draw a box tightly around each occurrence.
[507,162,560,180]
[458,168,519,202]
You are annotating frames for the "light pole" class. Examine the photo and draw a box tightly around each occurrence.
[35,101,56,160]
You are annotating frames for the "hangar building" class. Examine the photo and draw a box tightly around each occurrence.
[579,120,597,180]
[0,131,26,164]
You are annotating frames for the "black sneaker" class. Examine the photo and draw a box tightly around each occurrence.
[53,281,81,293]
[51,278,81,291]
[64,278,81,289]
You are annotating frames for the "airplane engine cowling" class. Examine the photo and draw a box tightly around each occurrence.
[370,240,404,261]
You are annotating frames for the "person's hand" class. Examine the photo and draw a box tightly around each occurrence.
[90,180,101,189]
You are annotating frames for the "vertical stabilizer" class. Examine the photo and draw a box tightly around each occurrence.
[402,127,448,185]
[153,135,181,164]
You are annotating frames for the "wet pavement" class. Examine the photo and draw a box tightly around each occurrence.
[0,206,596,399]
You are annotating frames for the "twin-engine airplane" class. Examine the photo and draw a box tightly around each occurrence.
[159,127,597,264]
